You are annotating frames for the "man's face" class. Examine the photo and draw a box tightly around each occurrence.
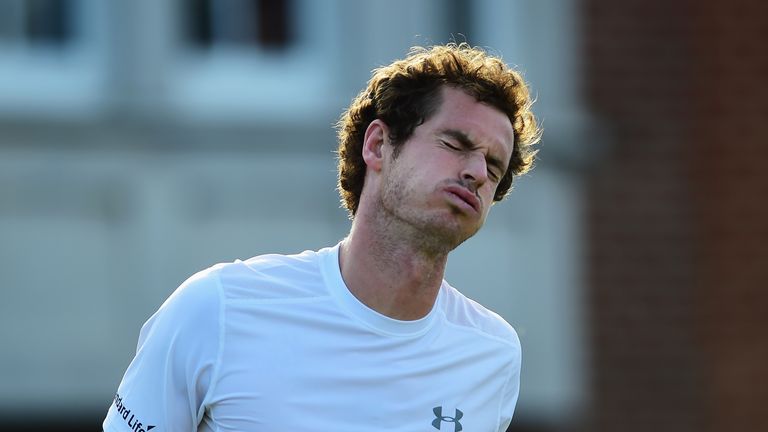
[379,86,515,250]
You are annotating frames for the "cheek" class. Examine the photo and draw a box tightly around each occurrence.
[480,184,497,202]
[384,160,422,199]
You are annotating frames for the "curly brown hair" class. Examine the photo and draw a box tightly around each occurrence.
[336,43,540,217]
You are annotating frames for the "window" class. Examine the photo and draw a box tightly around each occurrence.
[171,0,341,124]
[0,0,106,118]
[0,0,74,48]
[186,0,293,51]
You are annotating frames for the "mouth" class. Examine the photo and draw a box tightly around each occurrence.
[443,185,481,214]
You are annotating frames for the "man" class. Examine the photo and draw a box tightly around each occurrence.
[103,43,540,432]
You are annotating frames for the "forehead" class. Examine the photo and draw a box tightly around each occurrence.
[427,87,515,157]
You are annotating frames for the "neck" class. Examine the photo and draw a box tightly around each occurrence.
[339,210,449,321]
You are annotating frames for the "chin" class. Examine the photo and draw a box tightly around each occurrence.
[389,204,483,251]
[421,217,481,252]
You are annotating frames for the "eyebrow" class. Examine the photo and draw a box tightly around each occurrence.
[440,129,508,174]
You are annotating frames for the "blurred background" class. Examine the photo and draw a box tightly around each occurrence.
[0,0,766,431]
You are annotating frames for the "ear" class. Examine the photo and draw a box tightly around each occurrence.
[362,119,389,172]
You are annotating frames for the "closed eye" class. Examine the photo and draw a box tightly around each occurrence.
[441,139,460,151]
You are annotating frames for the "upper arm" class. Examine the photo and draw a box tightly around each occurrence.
[497,330,522,432]
[103,268,224,432]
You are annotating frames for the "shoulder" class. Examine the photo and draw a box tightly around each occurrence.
[141,247,333,350]
[154,265,223,322]
[139,265,224,347]
[214,247,331,301]
[438,283,521,352]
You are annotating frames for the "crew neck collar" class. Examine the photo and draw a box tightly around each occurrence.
[319,243,441,337]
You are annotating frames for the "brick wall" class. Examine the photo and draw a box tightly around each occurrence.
[691,2,768,431]
[584,0,768,431]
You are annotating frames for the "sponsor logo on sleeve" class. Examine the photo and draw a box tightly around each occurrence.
[113,393,156,432]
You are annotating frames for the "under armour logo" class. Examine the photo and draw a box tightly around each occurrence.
[432,406,463,431]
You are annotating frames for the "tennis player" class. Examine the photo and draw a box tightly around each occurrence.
[103,43,540,432]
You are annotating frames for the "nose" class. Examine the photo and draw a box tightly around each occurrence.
[460,153,488,190]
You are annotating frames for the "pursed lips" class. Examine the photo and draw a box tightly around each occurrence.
[443,184,481,213]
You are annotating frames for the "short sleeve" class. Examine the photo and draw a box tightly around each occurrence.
[497,331,522,432]
[103,268,223,432]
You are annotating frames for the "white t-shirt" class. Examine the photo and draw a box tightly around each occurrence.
[103,244,521,432]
